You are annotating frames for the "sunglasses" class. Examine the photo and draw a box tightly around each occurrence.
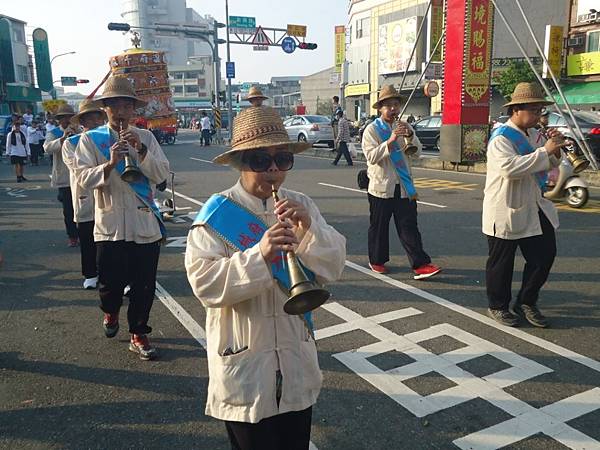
[243,151,294,172]
[522,106,546,114]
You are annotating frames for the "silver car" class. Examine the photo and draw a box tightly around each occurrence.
[283,115,335,148]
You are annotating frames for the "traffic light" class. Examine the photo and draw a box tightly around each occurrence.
[76,79,89,84]
[108,22,131,32]
[298,42,318,50]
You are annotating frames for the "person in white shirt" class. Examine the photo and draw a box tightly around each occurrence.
[200,111,211,146]
[5,116,30,182]
[22,109,33,126]
[27,120,45,166]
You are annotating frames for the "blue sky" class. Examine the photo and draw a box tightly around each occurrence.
[2,0,347,95]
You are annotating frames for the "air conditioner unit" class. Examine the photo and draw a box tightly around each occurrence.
[567,36,584,47]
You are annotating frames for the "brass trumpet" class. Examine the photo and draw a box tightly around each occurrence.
[394,117,418,156]
[119,120,143,182]
[271,186,330,315]
[540,125,589,173]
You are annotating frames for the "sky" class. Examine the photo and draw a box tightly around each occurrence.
[1,0,348,95]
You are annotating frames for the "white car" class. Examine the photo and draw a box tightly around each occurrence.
[283,115,335,148]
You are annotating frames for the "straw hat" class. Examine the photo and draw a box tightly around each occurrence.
[503,82,554,107]
[372,84,405,109]
[54,103,76,118]
[213,106,310,166]
[245,86,268,101]
[99,76,147,108]
[71,98,105,125]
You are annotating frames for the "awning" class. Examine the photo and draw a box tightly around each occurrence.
[6,84,42,103]
[552,82,600,105]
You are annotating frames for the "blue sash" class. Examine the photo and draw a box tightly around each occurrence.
[193,194,316,331]
[373,118,418,200]
[49,128,64,139]
[87,125,166,237]
[490,125,548,191]
[67,133,81,147]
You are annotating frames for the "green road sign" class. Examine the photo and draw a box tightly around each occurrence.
[0,19,15,84]
[229,16,256,30]
[61,76,77,86]
[33,28,53,92]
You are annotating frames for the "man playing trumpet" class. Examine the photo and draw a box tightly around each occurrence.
[362,84,441,279]
[75,76,170,360]
[185,106,346,449]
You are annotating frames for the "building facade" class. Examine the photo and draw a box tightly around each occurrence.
[300,67,341,116]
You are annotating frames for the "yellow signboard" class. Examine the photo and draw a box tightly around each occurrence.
[334,25,345,73]
[345,83,370,97]
[543,25,563,78]
[567,51,600,76]
[287,24,307,37]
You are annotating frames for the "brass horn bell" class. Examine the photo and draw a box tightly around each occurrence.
[564,147,590,174]
[121,154,143,182]
[271,186,330,315]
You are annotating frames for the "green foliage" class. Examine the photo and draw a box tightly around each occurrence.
[316,98,332,116]
[493,61,538,99]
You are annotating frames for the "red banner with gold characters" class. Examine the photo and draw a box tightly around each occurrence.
[463,0,494,112]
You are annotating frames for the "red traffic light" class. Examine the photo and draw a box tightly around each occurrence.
[76,79,90,84]
[298,42,318,50]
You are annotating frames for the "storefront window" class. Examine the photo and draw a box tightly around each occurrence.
[587,31,599,52]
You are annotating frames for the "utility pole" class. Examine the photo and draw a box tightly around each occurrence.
[225,0,233,140]
[212,19,222,144]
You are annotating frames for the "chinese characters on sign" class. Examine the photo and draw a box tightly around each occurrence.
[334,25,346,73]
[287,24,307,38]
[543,25,564,78]
[463,0,494,106]
[428,0,445,62]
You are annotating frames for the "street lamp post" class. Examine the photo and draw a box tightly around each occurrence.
[49,51,76,99]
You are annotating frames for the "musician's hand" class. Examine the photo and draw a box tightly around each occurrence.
[120,128,141,150]
[107,140,127,168]
[259,221,298,263]
[544,129,564,157]
[274,199,312,233]
[387,121,412,149]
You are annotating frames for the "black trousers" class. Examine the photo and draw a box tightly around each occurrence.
[96,240,161,335]
[29,143,42,164]
[77,221,97,279]
[368,185,431,269]
[332,141,353,165]
[58,187,78,239]
[201,129,210,146]
[486,211,556,311]
[225,407,312,450]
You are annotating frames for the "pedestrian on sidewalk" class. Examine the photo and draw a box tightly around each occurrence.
[200,111,211,146]
[331,96,343,141]
[245,86,268,107]
[483,82,563,329]
[74,76,170,361]
[185,105,346,450]
[62,99,106,290]
[332,110,353,166]
[362,85,441,279]
[5,117,30,182]
[27,120,44,166]
[44,104,80,248]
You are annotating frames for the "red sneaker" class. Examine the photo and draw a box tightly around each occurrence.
[102,312,119,338]
[129,334,157,361]
[68,237,79,247]
[369,263,389,274]
[413,263,442,280]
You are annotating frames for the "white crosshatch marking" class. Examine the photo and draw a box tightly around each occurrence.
[317,302,600,450]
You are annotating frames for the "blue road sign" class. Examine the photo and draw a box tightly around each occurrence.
[281,36,296,54]
[226,62,235,79]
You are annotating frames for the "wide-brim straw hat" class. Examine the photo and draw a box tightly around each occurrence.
[54,103,76,118]
[99,76,147,108]
[245,86,268,101]
[503,82,554,107]
[372,84,405,109]
[71,98,105,125]
[213,106,311,166]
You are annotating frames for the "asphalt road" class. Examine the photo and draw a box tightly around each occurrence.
[1,131,599,450]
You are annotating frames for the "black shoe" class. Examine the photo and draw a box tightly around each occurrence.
[331,162,337,165]
[20,176,27,181]
[513,304,549,328]
[487,308,519,327]
[17,177,22,183]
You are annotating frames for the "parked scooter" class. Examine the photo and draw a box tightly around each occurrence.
[544,157,589,208]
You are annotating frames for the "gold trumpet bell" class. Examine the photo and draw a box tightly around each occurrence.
[565,151,590,174]
[121,155,143,182]
[283,252,330,315]
[403,136,418,156]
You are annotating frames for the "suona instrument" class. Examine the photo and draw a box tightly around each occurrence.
[539,125,589,173]
[119,120,143,182]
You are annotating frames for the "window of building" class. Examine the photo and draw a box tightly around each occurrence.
[172,86,183,94]
[587,31,600,52]
[186,71,200,79]
[17,65,29,83]
[13,27,25,43]
[173,72,184,80]
[198,79,206,88]
[186,85,199,93]
[355,18,369,39]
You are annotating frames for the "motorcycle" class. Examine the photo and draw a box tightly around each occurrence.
[544,157,589,208]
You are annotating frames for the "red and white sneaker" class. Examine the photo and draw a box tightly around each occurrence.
[369,263,389,274]
[413,263,441,280]
[129,334,157,361]
[68,237,79,247]
[102,312,119,338]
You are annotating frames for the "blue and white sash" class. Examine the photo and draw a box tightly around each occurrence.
[49,128,64,139]
[67,133,81,147]
[87,125,166,237]
[193,194,316,331]
[373,118,418,200]
[490,125,548,191]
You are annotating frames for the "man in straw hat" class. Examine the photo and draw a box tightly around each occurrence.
[245,86,268,107]
[361,84,441,279]
[185,105,346,449]
[62,99,106,290]
[44,103,81,247]
[484,82,564,328]
[74,76,170,360]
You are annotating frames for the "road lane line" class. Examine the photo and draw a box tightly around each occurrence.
[190,157,215,164]
[166,188,204,206]
[318,182,447,209]
[344,260,600,373]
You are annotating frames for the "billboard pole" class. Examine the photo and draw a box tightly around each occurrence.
[225,0,233,141]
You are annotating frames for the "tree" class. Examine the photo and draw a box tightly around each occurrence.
[493,61,537,100]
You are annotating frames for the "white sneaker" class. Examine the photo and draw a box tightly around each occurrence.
[83,277,98,290]
[123,285,131,296]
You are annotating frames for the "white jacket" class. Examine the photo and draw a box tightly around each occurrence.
[5,130,30,157]
[482,120,560,240]
[74,125,170,243]
[62,135,95,223]
[185,180,346,423]
[361,121,422,198]
[44,127,76,188]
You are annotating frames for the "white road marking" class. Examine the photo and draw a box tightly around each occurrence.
[165,236,187,247]
[165,188,204,207]
[318,182,447,209]
[190,157,215,164]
